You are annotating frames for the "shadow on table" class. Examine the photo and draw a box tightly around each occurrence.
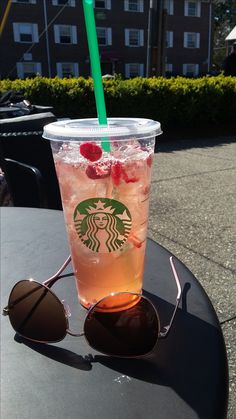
[14,334,93,371]
[15,284,228,419]
[96,286,228,419]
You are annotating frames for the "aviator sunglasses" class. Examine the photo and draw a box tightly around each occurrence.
[3,256,181,357]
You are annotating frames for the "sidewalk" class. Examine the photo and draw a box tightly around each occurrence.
[150,136,236,419]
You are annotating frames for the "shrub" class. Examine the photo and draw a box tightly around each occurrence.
[0,75,236,135]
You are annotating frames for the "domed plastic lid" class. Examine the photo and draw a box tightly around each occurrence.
[43,117,162,142]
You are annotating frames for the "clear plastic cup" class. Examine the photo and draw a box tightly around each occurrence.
[43,118,162,310]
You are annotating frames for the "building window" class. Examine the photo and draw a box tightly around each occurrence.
[184,1,201,17]
[56,63,79,78]
[12,0,36,4]
[184,32,200,48]
[124,0,144,12]
[13,23,38,43]
[125,29,144,47]
[54,25,77,44]
[97,27,112,45]
[94,0,111,9]
[16,62,41,78]
[164,0,173,15]
[125,63,144,78]
[183,63,199,77]
[52,0,76,6]
[166,31,173,48]
[23,53,32,61]
[165,63,173,75]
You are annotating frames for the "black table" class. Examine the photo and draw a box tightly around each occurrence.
[0,208,228,419]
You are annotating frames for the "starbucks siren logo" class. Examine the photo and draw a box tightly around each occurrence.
[73,198,132,253]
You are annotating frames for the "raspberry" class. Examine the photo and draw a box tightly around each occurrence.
[86,162,111,179]
[80,142,102,162]
[86,165,100,179]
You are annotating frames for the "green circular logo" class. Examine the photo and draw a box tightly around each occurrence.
[73,198,132,253]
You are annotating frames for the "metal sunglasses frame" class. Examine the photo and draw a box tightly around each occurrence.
[2,255,182,356]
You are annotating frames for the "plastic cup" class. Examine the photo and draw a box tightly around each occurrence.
[43,118,162,311]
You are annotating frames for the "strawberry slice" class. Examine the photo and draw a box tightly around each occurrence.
[111,161,123,186]
[111,161,139,185]
[128,233,142,248]
[146,155,153,168]
[122,171,139,183]
[121,164,139,183]
[80,142,102,162]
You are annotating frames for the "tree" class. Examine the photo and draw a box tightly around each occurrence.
[213,0,236,70]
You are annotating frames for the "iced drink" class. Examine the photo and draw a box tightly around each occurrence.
[43,118,161,310]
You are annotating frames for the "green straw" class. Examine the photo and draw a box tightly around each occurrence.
[82,0,110,152]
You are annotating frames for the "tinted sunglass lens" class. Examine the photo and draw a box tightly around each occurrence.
[7,280,67,342]
[84,293,159,357]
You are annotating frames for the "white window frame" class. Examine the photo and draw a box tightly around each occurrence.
[164,0,174,15]
[97,27,112,46]
[13,23,38,43]
[125,63,144,78]
[52,0,76,6]
[12,0,36,4]
[184,32,200,48]
[124,0,144,12]
[54,25,77,44]
[166,31,173,48]
[94,0,111,9]
[125,29,144,47]
[184,0,201,17]
[56,62,79,78]
[16,62,42,78]
[183,63,199,77]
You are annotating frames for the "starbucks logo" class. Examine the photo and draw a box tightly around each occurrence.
[73,198,132,253]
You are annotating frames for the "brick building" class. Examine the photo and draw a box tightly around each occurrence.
[164,0,213,76]
[0,0,213,79]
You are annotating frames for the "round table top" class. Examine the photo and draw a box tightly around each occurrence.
[0,207,228,419]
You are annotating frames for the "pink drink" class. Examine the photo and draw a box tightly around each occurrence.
[43,118,161,310]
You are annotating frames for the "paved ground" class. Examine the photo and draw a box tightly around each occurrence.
[149,136,236,419]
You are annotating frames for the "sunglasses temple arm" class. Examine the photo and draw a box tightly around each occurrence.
[159,256,182,339]
[43,255,72,288]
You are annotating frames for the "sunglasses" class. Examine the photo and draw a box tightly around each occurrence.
[2,256,181,358]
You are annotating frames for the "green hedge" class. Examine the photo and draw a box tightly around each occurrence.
[1,75,236,133]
